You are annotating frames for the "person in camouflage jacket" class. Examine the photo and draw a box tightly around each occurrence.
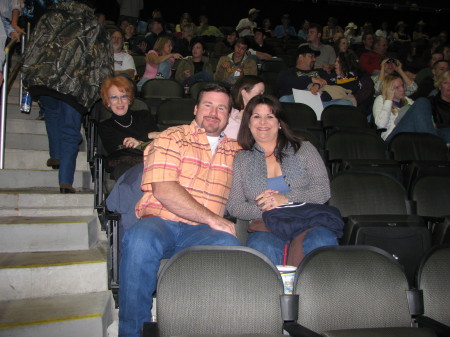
[22,0,113,193]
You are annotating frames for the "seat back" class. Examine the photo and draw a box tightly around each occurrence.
[294,246,413,332]
[189,81,213,101]
[329,171,409,217]
[156,98,195,131]
[156,246,284,337]
[411,175,450,218]
[417,244,450,326]
[321,105,370,131]
[140,78,184,100]
[260,59,287,73]
[389,132,450,162]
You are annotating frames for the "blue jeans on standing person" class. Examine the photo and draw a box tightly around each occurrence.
[40,96,82,186]
[118,217,241,337]
[385,97,450,144]
[246,226,339,266]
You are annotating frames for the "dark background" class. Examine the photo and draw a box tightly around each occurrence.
[96,0,450,37]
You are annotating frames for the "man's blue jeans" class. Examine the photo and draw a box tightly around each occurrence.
[118,217,241,337]
[40,96,82,185]
[385,97,450,144]
[246,226,339,266]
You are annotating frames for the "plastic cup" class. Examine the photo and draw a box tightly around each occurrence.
[276,265,297,294]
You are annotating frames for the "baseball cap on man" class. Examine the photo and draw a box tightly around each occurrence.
[297,43,320,56]
[249,8,260,15]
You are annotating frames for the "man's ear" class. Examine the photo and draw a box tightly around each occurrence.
[193,105,198,116]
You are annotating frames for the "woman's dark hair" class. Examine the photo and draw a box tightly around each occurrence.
[189,37,206,53]
[237,94,303,162]
[231,75,264,110]
[336,51,361,76]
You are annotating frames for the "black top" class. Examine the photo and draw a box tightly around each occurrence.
[276,67,329,97]
[98,109,158,155]
[429,94,450,125]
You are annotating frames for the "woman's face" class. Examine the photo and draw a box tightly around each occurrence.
[191,42,204,58]
[391,78,405,101]
[339,38,349,52]
[249,103,280,145]
[439,75,450,101]
[242,82,265,107]
[107,85,130,116]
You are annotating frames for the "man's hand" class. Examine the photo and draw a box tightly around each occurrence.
[208,216,237,236]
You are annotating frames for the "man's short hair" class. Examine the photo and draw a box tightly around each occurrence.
[308,23,322,34]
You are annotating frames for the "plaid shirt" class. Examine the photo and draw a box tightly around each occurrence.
[135,121,240,224]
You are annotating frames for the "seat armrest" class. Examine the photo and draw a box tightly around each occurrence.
[415,315,450,337]
[283,322,322,337]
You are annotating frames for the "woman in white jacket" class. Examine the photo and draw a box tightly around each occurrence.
[373,74,450,144]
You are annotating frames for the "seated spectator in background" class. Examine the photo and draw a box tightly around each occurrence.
[392,21,411,45]
[274,14,297,40]
[262,18,275,38]
[174,38,214,88]
[334,37,358,61]
[214,37,258,86]
[236,8,260,37]
[248,27,276,66]
[329,51,374,108]
[375,21,392,42]
[414,50,444,85]
[173,22,196,57]
[372,56,417,97]
[343,22,358,45]
[297,19,310,42]
[136,36,183,90]
[359,36,388,75]
[308,23,336,72]
[322,17,343,45]
[412,60,449,100]
[144,17,170,52]
[124,22,146,56]
[373,74,450,144]
[276,43,352,107]
[355,32,374,57]
[96,12,106,26]
[196,14,223,38]
[98,76,158,180]
[224,75,265,139]
[118,83,242,337]
[429,70,450,126]
[212,29,238,58]
[175,12,194,34]
[111,29,137,80]
[119,18,130,32]
[413,20,429,42]
[1,0,26,35]
[227,94,340,267]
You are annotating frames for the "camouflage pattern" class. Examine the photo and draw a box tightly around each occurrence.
[22,1,113,110]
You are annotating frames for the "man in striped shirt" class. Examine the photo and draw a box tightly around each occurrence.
[119,83,242,337]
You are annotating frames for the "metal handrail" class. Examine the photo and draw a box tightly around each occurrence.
[0,38,19,169]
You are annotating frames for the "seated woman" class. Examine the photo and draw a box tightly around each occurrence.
[372,56,417,96]
[174,38,213,88]
[98,76,159,180]
[429,70,450,126]
[224,75,265,140]
[373,74,450,145]
[227,94,341,266]
[136,36,183,91]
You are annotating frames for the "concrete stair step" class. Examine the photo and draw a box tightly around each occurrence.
[4,148,89,171]
[0,170,93,189]
[0,244,108,301]
[0,216,99,253]
[0,291,114,337]
[5,118,47,135]
[5,102,41,120]
[6,133,49,151]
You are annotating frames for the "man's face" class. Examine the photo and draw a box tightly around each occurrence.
[433,61,449,78]
[194,91,231,136]
[307,28,319,43]
[298,53,315,70]
[234,42,248,58]
[254,31,264,44]
[374,38,388,55]
[111,32,123,51]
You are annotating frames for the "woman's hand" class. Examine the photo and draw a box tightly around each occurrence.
[386,84,395,100]
[123,137,142,148]
[255,190,289,212]
[171,53,183,59]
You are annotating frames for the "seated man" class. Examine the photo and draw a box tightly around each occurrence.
[111,29,137,79]
[248,27,277,67]
[276,43,353,107]
[118,83,242,337]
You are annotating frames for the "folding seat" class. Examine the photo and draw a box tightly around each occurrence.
[284,246,436,337]
[325,130,402,181]
[140,78,184,115]
[388,132,450,192]
[260,58,287,73]
[415,244,450,337]
[149,246,285,337]
[320,104,378,138]
[410,175,450,245]
[156,98,196,131]
[328,171,431,283]
[281,102,324,151]
[189,80,213,101]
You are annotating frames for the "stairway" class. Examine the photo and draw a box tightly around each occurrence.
[0,74,115,336]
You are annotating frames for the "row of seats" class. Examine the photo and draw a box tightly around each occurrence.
[142,244,450,337]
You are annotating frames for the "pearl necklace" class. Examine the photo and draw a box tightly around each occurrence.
[114,115,133,128]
